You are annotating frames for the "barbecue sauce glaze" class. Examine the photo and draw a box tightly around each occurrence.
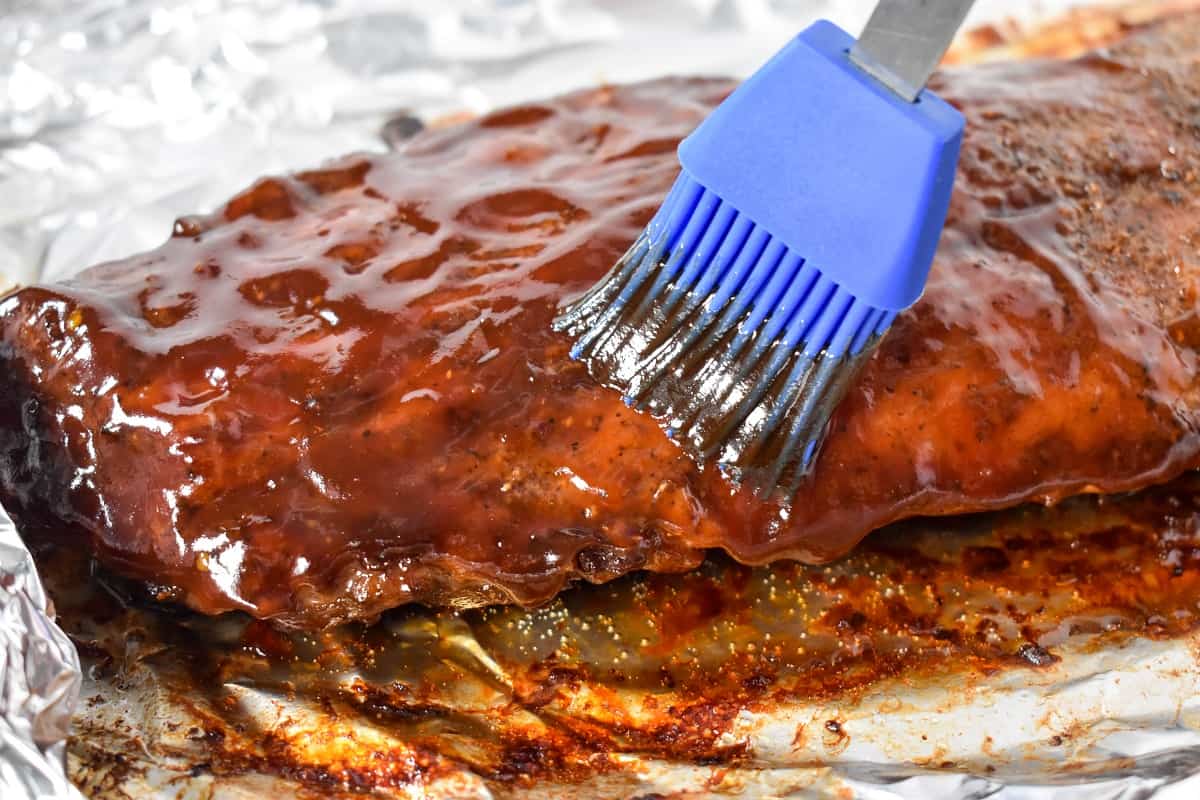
[1,19,1199,627]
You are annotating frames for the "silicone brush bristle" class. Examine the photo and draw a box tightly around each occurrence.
[554,19,964,497]
[554,173,893,496]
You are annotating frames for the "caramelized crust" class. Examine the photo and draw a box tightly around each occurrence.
[2,17,1200,627]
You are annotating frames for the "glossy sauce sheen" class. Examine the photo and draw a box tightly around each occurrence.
[2,18,1200,627]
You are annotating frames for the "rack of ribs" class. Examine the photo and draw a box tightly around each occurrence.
[1,15,1199,629]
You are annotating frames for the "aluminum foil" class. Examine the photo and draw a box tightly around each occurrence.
[0,509,81,800]
[5,1,1200,798]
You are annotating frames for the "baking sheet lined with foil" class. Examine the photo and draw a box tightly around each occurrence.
[6,0,1200,798]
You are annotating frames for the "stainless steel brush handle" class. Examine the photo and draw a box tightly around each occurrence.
[849,0,975,102]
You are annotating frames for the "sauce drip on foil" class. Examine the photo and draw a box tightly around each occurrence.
[2,17,1200,627]
[52,474,1200,790]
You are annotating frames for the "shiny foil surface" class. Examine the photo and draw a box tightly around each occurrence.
[0,508,81,800]
[5,1,1200,798]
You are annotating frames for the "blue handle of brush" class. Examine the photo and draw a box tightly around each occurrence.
[677,20,963,312]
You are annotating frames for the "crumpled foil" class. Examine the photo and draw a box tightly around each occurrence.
[0,508,81,800]
[5,1,1200,798]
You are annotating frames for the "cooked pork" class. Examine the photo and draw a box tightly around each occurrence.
[1,18,1198,627]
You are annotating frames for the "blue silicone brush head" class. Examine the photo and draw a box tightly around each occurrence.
[554,19,965,495]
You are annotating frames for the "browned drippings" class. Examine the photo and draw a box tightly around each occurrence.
[49,472,1200,794]
[2,15,1200,633]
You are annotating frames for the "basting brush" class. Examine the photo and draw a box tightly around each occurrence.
[554,1,973,495]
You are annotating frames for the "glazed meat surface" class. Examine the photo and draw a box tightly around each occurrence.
[2,18,1200,627]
